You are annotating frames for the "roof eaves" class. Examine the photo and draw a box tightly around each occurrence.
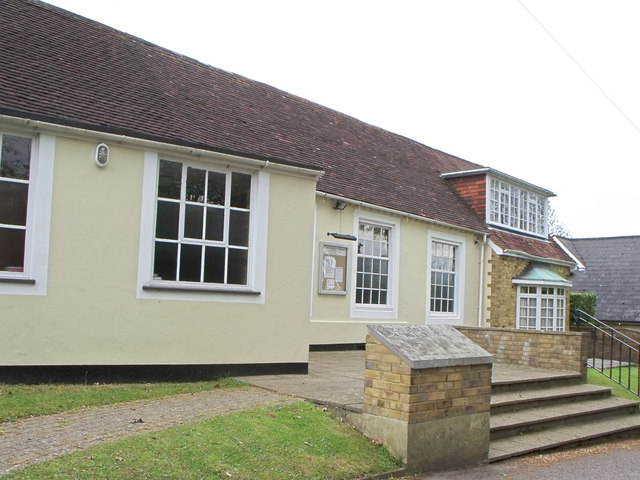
[317,191,488,236]
[1,111,325,175]
[441,167,555,197]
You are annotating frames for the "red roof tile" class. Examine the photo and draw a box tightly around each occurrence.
[490,230,573,263]
[0,0,488,232]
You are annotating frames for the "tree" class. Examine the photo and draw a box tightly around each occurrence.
[548,201,570,237]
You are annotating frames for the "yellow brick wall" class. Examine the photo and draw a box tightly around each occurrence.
[363,335,491,423]
[487,254,571,328]
[457,326,589,376]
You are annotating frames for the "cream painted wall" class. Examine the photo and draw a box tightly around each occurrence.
[310,197,484,344]
[1,134,317,366]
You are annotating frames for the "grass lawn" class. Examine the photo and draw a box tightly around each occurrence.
[4,401,401,480]
[0,378,244,422]
[587,366,640,400]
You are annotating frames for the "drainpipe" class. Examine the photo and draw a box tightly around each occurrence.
[477,234,487,327]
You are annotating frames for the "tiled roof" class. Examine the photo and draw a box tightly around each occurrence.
[0,0,488,232]
[566,236,640,323]
[489,230,573,264]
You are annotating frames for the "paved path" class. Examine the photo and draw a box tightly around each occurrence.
[0,386,293,475]
[399,437,640,480]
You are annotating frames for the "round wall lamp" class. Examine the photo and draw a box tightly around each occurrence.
[95,143,110,167]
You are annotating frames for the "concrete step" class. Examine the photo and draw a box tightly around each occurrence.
[491,371,583,394]
[491,396,639,440]
[488,412,640,462]
[491,383,613,414]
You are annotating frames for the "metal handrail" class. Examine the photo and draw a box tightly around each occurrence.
[574,309,640,397]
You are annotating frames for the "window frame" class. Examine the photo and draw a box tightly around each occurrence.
[350,214,399,319]
[486,176,548,238]
[0,131,54,296]
[516,285,566,332]
[137,152,269,303]
[426,231,465,325]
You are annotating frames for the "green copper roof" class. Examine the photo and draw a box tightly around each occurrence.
[513,264,573,285]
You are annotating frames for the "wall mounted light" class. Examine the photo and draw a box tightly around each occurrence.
[95,143,109,167]
[334,200,348,210]
[328,232,357,241]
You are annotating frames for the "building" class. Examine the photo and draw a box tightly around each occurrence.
[0,0,573,379]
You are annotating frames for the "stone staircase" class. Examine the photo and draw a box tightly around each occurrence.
[489,365,640,462]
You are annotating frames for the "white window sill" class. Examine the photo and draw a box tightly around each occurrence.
[0,276,36,285]
[142,282,261,295]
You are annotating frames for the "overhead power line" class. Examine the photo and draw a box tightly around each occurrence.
[518,0,640,135]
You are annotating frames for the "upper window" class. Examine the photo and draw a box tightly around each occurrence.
[0,134,32,275]
[488,178,547,237]
[152,159,252,286]
[517,286,566,331]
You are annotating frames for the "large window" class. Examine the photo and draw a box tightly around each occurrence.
[355,222,390,306]
[427,233,465,324]
[152,159,252,286]
[488,178,547,236]
[430,241,457,313]
[0,134,32,274]
[517,286,566,331]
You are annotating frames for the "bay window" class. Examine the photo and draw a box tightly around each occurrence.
[517,286,566,331]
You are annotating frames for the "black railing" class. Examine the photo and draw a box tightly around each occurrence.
[574,309,640,397]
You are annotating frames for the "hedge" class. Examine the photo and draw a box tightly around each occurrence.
[570,292,597,324]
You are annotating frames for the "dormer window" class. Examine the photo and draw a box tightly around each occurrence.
[488,177,547,237]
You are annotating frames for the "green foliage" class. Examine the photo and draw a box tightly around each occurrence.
[570,292,597,325]
[0,378,244,422]
[5,402,401,480]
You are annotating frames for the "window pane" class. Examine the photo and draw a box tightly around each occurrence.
[205,207,224,241]
[207,171,226,205]
[184,204,204,239]
[230,172,251,208]
[186,167,206,203]
[229,210,250,246]
[227,248,248,285]
[155,200,180,240]
[179,244,202,282]
[0,227,25,271]
[1,135,31,180]
[204,246,225,283]
[153,241,177,281]
[157,160,182,199]
[0,180,28,226]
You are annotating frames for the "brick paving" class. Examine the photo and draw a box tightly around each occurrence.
[0,386,294,475]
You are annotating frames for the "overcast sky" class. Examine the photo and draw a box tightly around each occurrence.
[44,0,640,238]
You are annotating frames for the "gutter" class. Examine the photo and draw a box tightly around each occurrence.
[477,234,487,327]
[1,114,324,179]
[317,192,487,236]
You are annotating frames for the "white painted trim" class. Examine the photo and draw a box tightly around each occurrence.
[0,133,55,296]
[553,236,585,270]
[442,167,555,197]
[426,230,466,326]
[350,212,400,319]
[512,279,573,287]
[136,152,268,303]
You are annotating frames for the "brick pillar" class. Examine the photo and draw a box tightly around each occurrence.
[362,325,492,472]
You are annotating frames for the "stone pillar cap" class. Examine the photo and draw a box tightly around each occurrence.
[368,324,492,369]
